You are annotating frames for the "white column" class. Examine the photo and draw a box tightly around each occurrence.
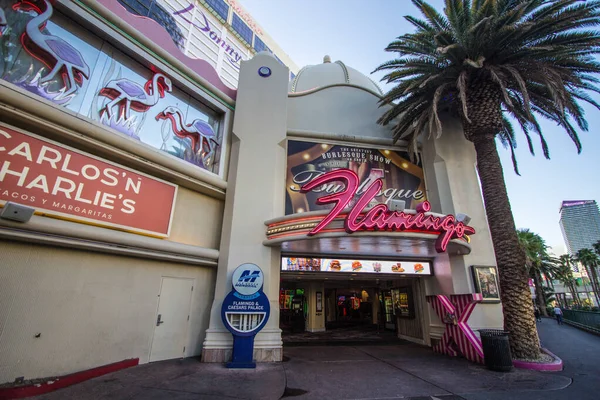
[202,52,289,362]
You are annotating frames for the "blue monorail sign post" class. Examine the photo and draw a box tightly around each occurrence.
[221,263,270,368]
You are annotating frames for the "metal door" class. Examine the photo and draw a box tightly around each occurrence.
[149,277,194,362]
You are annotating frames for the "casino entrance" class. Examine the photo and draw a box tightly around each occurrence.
[279,256,430,346]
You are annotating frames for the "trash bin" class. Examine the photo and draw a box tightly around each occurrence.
[478,329,513,372]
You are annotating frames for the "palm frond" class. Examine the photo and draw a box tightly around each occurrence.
[375,0,600,170]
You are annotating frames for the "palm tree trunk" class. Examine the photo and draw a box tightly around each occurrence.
[472,133,540,360]
[533,272,547,316]
[583,266,600,306]
[581,274,592,305]
[589,266,600,306]
[571,282,581,306]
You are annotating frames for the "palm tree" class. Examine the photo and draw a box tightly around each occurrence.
[576,248,600,305]
[593,240,600,257]
[557,254,581,307]
[374,1,600,359]
[517,229,557,315]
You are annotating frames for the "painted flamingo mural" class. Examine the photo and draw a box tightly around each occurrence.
[156,106,219,169]
[98,72,172,137]
[12,0,90,102]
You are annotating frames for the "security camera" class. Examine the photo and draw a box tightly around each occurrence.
[388,200,406,212]
[456,213,471,225]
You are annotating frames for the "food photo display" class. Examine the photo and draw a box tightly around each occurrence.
[282,257,431,275]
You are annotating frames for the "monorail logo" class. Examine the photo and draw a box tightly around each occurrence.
[300,169,476,253]
[231,264,264,297]
[173,5,243,69]
[236,270,261,287]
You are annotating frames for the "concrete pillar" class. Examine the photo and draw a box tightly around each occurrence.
[202,52,289,363]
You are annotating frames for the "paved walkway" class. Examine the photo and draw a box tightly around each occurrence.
[464,317,600,400]
[30,320,599,400]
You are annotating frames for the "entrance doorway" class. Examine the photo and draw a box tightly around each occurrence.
[149,277,194,362]
[279,256,430,345]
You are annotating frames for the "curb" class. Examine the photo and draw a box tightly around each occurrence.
[513,348,563,371]
[0,358,139,399]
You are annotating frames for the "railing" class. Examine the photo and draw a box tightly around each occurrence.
[562,310,600,334]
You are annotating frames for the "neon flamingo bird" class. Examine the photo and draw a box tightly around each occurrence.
[156,106,218,165]
[99,73,172,121]
[14,0,90,98]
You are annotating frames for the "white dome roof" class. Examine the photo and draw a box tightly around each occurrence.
[290,56,383,95]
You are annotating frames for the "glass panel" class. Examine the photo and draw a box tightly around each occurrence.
[231,13,252,45]
[253,36,270,54]
[204,0,229,21]
[0,2,103,114]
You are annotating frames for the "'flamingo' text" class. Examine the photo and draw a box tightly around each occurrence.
[300,169,475,253]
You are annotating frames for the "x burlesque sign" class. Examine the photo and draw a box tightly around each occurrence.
[300,169,475,253]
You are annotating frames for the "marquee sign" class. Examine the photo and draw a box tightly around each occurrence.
[0,125,178,237]
[299,169,475,253]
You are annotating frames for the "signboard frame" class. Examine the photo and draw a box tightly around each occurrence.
[0,123,178,238]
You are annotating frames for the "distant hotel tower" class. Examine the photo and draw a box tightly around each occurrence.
[559,200,600,270]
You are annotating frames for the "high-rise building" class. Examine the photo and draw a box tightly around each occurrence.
[559,200,600,268]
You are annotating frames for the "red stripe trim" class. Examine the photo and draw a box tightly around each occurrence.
[0,358,139,399]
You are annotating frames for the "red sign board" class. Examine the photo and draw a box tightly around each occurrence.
[0,125,177,237]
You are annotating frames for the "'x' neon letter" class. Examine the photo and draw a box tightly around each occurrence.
[426,294,484,364]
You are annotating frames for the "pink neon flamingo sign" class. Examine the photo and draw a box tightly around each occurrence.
[299,169,475,253]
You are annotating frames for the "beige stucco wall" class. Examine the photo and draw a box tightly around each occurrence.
[0,241,216,383]
[288,86,394,139]
[169,187,224,249]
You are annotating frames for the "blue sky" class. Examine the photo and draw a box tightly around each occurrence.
[239,0,600,253]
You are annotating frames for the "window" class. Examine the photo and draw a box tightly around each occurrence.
[204,0,229,22]
[253,36,270,54]
[231,13,253,45]
[117,0,185,49]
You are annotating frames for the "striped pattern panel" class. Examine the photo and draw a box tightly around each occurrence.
[426,294,484,364]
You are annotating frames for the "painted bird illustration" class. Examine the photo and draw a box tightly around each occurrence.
[156,106,218,162]
[99,73,172,121]
[14,0,90,98]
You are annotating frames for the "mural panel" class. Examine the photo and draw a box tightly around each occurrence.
[0,0,223,175]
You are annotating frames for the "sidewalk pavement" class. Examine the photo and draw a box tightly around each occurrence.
[31,320,599,400]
